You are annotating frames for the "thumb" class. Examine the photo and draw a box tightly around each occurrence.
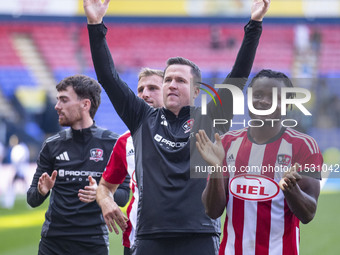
[88,176,97,186]
[215,133,221,144]
[51,170,58,181]
[291,163,300,173]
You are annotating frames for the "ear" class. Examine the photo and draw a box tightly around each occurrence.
[82,98,91,112]
[192,86,200,100]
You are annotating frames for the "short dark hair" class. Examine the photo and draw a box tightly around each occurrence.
[56,75,101,119]
[249,69,296,100]
[165,57,202,85]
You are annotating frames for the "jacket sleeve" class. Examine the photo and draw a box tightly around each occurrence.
[26,141,52,208]
[208,20,262,133]
[114,174,131,207]
[88,23,150,135]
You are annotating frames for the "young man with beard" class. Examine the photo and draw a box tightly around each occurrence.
[27,75,129,255]
[196,69,323,255]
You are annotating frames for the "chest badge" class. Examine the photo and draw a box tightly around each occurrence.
[89,148,104,162]
[182,119,194,133]
[277,154,291,166]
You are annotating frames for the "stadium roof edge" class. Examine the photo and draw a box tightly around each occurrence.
[0,15,340,24]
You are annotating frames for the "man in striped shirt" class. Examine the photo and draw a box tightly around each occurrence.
[97,68,164,255]
[196,69,322,255]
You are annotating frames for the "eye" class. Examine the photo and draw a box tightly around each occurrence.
[253,92,262,99]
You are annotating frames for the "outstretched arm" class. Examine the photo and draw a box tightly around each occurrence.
[84,0,150,134]
[196,130,228,219]
[225,0,270,83]
[209,0,270,133]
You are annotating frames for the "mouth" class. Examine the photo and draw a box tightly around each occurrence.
[168,93,178,98]
[145,100,153,106]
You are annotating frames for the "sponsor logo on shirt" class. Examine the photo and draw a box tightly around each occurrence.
[89,148,104,162]
[182,119,194,133]
[229,174,279,201]
[154,134,187,148]
[277,154,292,166]
[58,169,102,182]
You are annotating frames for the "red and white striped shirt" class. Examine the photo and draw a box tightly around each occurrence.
[103,131,138,248]
[219,127,323,255]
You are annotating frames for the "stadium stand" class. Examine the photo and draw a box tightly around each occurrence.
[0,20,339,150]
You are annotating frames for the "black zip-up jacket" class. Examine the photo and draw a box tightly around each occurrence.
[88,20,262,238]
[27,124,129,245]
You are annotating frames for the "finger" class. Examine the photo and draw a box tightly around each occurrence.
[104,0,111,7]
[79,195,96,203]
[292,172,302,181]
[196,131,203,146]
[196,141,203,153]
[201,130,210,144]
[88,176,97,186]
[84,185,96,191]
[110,219,120,235]
[198,130,205,146]
[113,211,128,230]
[279,178,287,191]
[51,170,58,181]
[78,189,95,195]
[214,133,221,145]
[104,218,113,233]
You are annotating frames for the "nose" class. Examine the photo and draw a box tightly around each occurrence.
[55,101,61,111]
[259,96,272,106]
[168,80,178,90]
[142,88,150,99]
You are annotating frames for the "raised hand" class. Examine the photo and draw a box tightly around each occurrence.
[83,0,110,24]
[38,170,57,196]
[196,130,225,167]
[279,163,302,191]
[78,176,98,203]
[251,0,271,22]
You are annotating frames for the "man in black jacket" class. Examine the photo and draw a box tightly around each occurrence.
[27,75,129,255]
[84,0,270,254]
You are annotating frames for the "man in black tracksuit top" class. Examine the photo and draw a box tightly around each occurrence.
[84,0,270,254]
[27,75,130,255]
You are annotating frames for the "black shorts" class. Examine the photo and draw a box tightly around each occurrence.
[131,234,219,255]
[38,237,109,255]
[124,246,131,255]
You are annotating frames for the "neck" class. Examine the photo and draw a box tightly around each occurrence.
[249,123,282,144]
[71,118,94,130]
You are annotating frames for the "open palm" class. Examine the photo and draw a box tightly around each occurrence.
[196,130,225,167]
[83,0,110,24]
[251,0,271,22]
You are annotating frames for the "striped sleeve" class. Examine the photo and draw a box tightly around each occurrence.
[103,133,130,184]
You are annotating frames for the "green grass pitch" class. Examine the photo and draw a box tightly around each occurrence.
[0,192,339,255]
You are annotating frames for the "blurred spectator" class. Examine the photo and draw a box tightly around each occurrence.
[210,25,222,49]
[0,141,4,165]
[2,135,29,209]
[310,27,322,54]
[294,24,310,54]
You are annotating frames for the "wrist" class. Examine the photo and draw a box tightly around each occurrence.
[87,18,103,25]
[37,186,47,196]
